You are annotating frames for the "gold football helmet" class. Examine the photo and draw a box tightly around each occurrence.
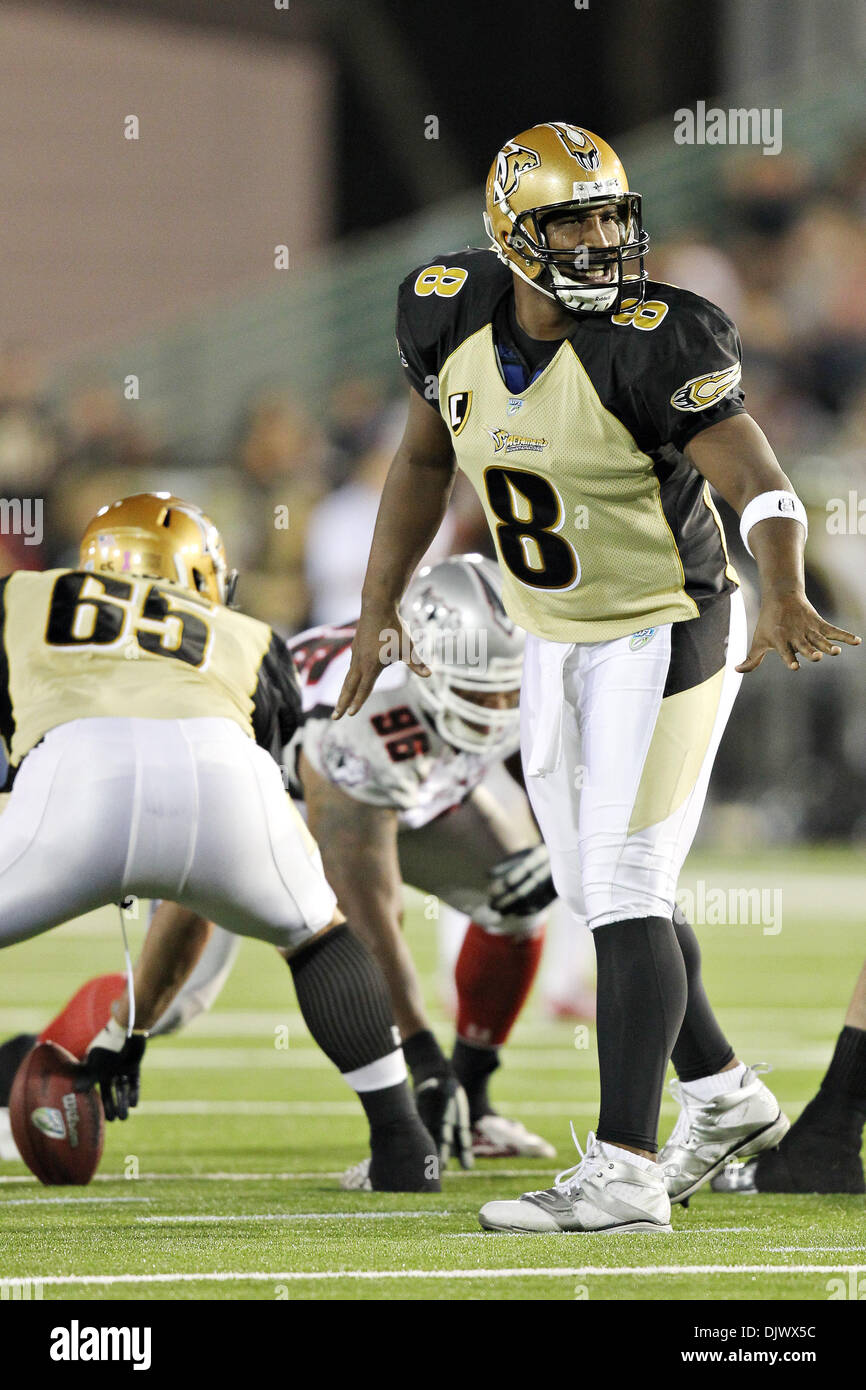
[79,493,237,605]
[483,121,649,313]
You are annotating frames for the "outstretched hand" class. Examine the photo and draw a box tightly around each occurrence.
[737,590,861,673]
[333,605,430,719]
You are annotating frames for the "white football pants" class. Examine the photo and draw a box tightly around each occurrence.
[521,590,747,929]
[0,717,336,951]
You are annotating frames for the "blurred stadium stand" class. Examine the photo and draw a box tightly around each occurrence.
[1,2,864,843]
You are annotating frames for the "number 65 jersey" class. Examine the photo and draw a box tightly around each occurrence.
[397,248,744,644]
[0,569,301,779]
[286,623,516,829]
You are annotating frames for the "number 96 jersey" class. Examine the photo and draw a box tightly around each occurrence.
[397,248,744,644]
[286,623,515,828]
[0,569,300,777]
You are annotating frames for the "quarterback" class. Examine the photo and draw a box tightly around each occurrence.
[335,122,861,1232]
[0,493,440,1191]
[0,555,557,1168]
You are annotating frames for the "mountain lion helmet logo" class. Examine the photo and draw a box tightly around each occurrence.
[493,141,542,204]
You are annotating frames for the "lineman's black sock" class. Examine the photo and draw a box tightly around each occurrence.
[670,909,736,1082]
[791,1026,866,1147]
[289,924,400,1074]
[403,1028,450,1085]
[593,916,687,1153]
[452,1038,500,1124]
[288,927,438,1190]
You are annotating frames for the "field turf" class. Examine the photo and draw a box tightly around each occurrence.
[0,845,864,1302]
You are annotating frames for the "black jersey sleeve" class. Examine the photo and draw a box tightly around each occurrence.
[251,632,303,764]
[636,296,746,453]
[395,249,509,401]
[395,260,457,400]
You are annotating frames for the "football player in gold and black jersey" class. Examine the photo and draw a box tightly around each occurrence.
[0,494,439,1191]
[336,122,861,1231]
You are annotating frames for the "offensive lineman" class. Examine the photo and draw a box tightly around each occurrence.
[0,555,558,1168]
[0,493,439,1191]
[334,122,861,1232]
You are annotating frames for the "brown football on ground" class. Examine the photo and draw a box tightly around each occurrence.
[9,1041,105,1185]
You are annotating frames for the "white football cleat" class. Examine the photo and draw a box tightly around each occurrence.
[0,1106,21,1161]
[660,1065,789,1204]
[339,1157,372,1191]
[471,1113,556,1159]
[478,1127,672,1233]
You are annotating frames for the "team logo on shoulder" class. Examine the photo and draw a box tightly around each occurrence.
[31,1107,66,1140]
[494,141,541,202]
[629,628,657,651]
[448,391,472,435]
[546,122,600,172]
[486,427,548,455]
[670,363,742,412]
[321,737,370,790]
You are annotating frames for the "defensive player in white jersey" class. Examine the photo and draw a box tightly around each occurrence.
[336,122,861,1232]
[0,493,440,1192]
[288,554,557,1166]
[0,555,558,1168]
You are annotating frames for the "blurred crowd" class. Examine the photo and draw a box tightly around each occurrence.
[1,137,865,841]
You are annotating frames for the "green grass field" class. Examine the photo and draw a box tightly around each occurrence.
[0,845,864,1302]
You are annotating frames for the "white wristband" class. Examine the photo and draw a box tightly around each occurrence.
[739,490,808,558]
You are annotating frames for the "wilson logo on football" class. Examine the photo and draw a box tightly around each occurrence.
[670,364,742,412]
[30,1107,66,1141]
[62,1092,81,1148]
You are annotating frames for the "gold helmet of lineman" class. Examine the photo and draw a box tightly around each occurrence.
[484,121,649,314]
[79,493,238,605]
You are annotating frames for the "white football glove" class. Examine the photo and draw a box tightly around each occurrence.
[488,844,557,917]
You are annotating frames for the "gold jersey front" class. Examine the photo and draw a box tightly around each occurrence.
[0,569,301,773]
[397,249,741,644]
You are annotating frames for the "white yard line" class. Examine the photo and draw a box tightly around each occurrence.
[0,1265,860,1288]
[446,1228,757,1238]
[125,1099,812,1116]
[1,1195,151,1207]
[136,1211,452,1223]
[0,1168,554,1186]
[130,1048,834,1070]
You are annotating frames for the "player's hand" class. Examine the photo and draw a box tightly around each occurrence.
[488,844,557,917]
[84,1019,147,1121]
[414,1072,474,1171]
[333,603,430,719]
[736,588,861,674]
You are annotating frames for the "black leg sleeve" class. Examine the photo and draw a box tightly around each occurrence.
[593,916,687,1153]
[670,908,736,1083]
[289,923,399,1074]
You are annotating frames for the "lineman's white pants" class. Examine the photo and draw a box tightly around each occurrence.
[0,717,336,951]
